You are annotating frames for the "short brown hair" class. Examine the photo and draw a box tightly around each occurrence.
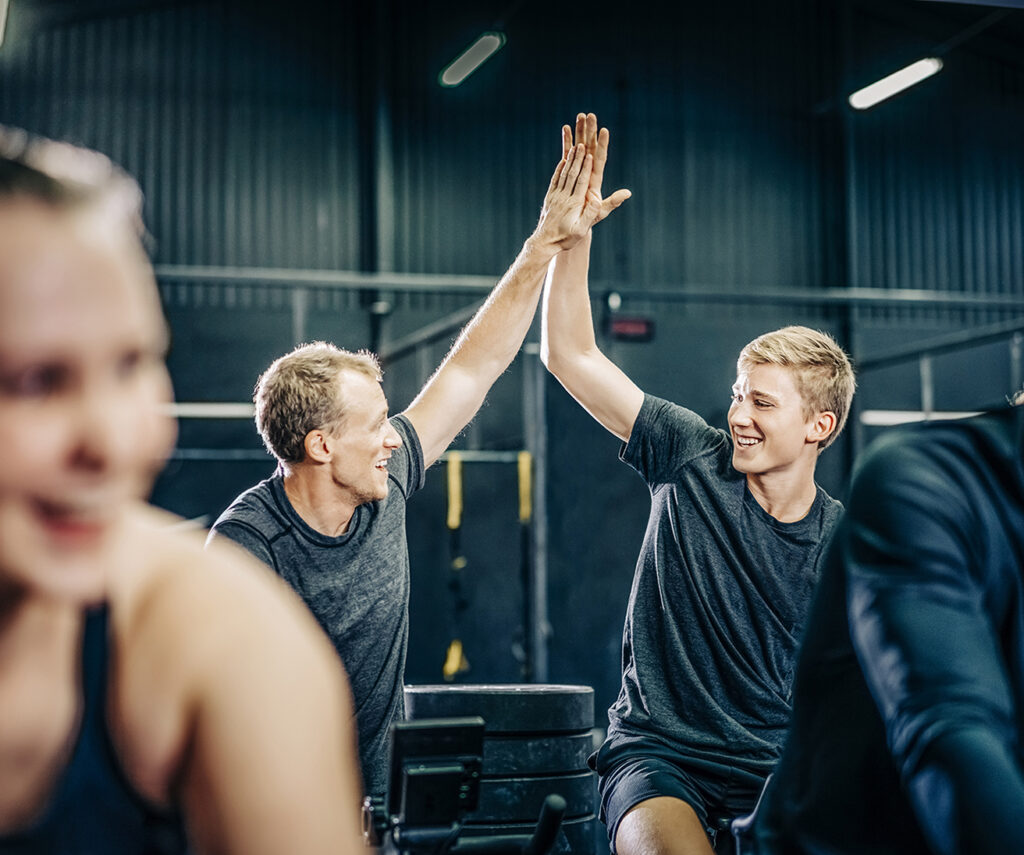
[738,326,856,451]
[254,341,382,463]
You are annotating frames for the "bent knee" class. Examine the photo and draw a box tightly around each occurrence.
[615,796,715,855]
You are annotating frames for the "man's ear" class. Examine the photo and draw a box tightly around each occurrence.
[807,411,837,445]
[303,429,331,464]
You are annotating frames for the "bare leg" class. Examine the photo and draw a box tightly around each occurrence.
[615,796,715,855]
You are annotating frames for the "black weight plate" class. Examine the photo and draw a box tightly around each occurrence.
[468,770,596,823]
[482,731,593,776]
[460,813,597,855]
[405,684,594,733]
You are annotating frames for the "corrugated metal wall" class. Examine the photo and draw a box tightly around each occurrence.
[0,0,363,269]
[384,0,837,290]
[4,0,1020,301]
[846,2,1024,300]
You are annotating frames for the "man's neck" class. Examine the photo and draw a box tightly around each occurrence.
[281,467,356,537]
[745,460,820,523]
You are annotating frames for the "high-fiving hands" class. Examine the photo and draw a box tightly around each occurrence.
[533,113,631,253]
[566,112,631,226]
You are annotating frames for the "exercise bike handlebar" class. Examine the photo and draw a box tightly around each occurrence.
[449,794,568,855]
[522,793,567,855]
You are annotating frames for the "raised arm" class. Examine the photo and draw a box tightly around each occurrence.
[540,114,643,442]
[403,123,624,467]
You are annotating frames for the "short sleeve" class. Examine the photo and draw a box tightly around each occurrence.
[206,522,277,572]
[389,414,426,498]
[621,394,728,485]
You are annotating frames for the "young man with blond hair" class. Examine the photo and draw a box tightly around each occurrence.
[208,116,631,798]
[541,115,855,855]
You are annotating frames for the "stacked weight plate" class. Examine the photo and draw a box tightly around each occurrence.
[404,684,597,854]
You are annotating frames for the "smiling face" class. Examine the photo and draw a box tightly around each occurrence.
[0,197,176,604]
[325,370,403,508]
[728,363,822,477]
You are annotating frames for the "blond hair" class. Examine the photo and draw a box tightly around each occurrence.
[254,341,382,463]
[0,124,144,233]
[738,326,855,450]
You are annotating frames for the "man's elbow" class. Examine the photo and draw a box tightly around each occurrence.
[540,350,572,385]
[543,345,600,395]
[539,340,571,378]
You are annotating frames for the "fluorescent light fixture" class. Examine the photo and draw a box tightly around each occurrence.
[860,409,981,426]
[848,57,944,110]
[161,402,255,419]
[439,31,506,87]
[0,0,9,49]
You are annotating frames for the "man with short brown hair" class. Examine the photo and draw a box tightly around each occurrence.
[208,117,631,797]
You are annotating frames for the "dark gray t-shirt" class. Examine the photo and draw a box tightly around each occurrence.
[206,415,425,796]
[599,395,841,778]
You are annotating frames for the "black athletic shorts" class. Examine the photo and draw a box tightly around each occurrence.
[595,751,765,853]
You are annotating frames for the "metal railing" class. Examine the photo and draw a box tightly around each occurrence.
[855,316,1024,422]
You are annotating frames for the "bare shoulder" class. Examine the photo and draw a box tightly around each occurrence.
[105,504,351,807]
[111,504,331,653]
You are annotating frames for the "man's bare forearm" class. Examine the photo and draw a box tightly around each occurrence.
[541,229,643,442]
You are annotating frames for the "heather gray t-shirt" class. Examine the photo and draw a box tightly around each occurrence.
[207,415,425,796]
[597,395,841,778]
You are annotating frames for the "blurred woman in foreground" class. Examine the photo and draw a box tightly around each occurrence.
[0,127,363,854]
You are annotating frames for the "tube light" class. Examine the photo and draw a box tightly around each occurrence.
[0,0,9,49]
[848,57,944,110]
[439,31,506,88]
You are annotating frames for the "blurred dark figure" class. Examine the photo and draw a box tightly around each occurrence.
[749,401,1024,855]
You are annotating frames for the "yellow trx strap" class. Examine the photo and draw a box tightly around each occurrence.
[442,638,470,681]
[446,451,463,530]
[518,450,532,524]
